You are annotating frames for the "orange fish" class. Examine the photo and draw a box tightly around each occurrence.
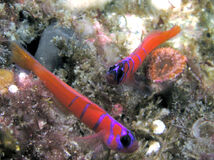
[106,26,181,84]
[10,42,138,153]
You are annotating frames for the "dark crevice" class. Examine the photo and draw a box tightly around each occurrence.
[154,87,173,109]
[25,36,41,56]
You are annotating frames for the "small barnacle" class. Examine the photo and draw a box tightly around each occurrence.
[8,84,18,93]
[146,141,161,155]
[0,69,14,94]
[191,118,214,140]
[151,120,166,135]
[148,47,187,82]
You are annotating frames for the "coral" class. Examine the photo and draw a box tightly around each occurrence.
[148,47,187,82]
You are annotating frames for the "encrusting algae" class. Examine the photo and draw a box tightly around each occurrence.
[0,69,14,94]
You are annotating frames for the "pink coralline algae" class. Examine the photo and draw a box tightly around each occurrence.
[0,71,69,160]
[148,47,187,82]
[86,20,112,46]
[111,103,123,117]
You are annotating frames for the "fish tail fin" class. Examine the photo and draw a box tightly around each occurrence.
[141,25,181,54]
[10,42,38,71]
[165,25,181,39]
[154,25,181,45]
[149,25,181,42]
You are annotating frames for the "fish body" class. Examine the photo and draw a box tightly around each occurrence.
[10,42,138,153]
[106,26,181,84]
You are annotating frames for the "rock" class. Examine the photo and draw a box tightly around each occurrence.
[35,23,74,71]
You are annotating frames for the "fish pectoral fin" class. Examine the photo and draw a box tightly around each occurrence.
[71,130,110,158]
[71,130,106,151]
[125,73,135,84]
[127,77,153,97]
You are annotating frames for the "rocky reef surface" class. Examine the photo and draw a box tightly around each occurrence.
[0,0,213,159]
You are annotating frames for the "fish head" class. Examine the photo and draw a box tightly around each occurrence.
[106,62,125,84]
[116,129,138,153]
[103,123,138,153]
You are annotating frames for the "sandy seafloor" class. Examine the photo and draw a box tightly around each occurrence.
[0,0,214,160]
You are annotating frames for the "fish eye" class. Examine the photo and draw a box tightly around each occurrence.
[109,65,116,72]
[107,63,124,84]
[116,68,124,83]
[120,134,131,148]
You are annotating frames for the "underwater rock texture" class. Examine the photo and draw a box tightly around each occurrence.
[35,23,75,71]
[0,0,214,160]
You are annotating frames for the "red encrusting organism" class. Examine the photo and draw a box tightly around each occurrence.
[10,42,138,153]
[148,47,187,82]
[111,103,123,118]
[106,26,181,84]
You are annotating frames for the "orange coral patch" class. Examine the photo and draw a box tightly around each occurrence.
[149,47,187,82]
[0,69,14,94]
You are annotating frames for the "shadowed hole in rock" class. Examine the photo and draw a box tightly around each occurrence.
[25,36,41,56]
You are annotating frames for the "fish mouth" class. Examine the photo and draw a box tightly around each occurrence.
[106,73,117,84]
[127,141,139,153]
[120,141,139,153]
